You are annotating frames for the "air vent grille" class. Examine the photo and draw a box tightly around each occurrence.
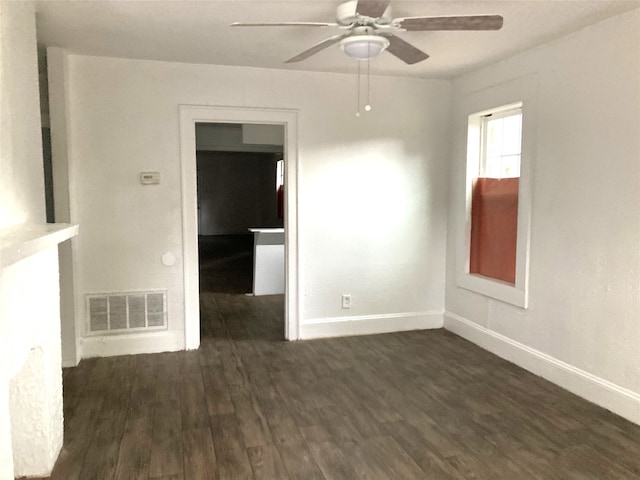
[87,291,167,334]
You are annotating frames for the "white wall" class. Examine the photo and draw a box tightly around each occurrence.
[58,54,450,352]
[445,9,640,423]
[0,2,65,477]
[0,1,45,228]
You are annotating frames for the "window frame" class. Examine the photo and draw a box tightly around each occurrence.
[456,100,533,308]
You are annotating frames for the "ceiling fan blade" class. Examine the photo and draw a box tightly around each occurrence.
[356,0,390,18]
[230,22,336,27]
[396,15,503,31]
[380,33,429,65]
[285,34,349,63]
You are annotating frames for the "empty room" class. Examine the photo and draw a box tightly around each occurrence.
[1,0,639,479]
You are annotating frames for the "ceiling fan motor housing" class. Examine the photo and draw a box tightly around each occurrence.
[336,0,392,26]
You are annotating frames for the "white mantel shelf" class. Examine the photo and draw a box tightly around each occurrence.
[0,223,78,268]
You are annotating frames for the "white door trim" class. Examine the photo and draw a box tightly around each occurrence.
[179,105,299,349]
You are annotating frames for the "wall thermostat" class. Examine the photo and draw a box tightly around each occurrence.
[140,172,160,185]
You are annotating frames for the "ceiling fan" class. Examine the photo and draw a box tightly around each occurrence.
[231,0,503,65]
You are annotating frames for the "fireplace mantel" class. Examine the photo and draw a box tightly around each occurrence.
[1,223,78,268]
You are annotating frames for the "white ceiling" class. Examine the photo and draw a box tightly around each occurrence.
[35,0,640,79]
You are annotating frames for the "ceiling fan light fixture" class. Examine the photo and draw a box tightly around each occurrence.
[339,35,390,60]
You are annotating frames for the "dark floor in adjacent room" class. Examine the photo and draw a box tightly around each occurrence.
[198,234,254,294]
[47,235,640,479]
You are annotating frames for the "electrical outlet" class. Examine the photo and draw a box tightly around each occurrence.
[342,294,351,309]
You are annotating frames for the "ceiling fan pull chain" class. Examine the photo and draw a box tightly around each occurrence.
[365,49,372,112]
[356,59,361,117]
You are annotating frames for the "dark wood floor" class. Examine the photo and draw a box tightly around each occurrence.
[198,235,254,294]
[46,236,640,479]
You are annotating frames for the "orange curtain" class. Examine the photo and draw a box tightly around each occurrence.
[470,177,519,284]
[277,184,284,219]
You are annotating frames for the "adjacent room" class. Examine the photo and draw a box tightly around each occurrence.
[196,121,287,346]
[1,0,639,478]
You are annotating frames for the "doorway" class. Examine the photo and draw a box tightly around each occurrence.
[179,106,299,349]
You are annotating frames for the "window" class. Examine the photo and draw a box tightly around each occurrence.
[481,110,522,179]
[276,159,284,191]
[470,108,522,285]
[457,100,531,308]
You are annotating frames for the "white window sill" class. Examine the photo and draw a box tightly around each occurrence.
[457,273,528,309]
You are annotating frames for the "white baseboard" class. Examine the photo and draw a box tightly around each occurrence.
[444,311,640,426]
[80,330,185,359]
[61,358,78,368]
[61,348,81,368]
[299,311,443,340]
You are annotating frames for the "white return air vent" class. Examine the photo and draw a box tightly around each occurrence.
[86,291,167,335]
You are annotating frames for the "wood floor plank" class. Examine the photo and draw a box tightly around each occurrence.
[229,383,273,448]
[182,428,218,480]
[273,432,326,480]
[149,424,183,477]
[210,413,254,480]
[77,405,128,479]
[305,438,360,480]
[114,415,154,480]
[333,368,403,424]
[247,444,289,480]
[257,398,322,478]
[272,376,325,428]
[351,435,427,480]
[156,351,182,379]
[317,407,364,447]
[556,444,639,480]
[496,444,567,480]
[202,364,235,415]
[382,420,467,480]
[149,380,183,479]
[180,372,210,430]
[313,376,385,439]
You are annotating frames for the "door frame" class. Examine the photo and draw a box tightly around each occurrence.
[179,105,299,348]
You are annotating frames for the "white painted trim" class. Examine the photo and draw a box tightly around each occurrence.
[48,47,83,366]
[299,311,444,340]
[179,105,299,347]
[457,274,527,308]
[444,311,640,425]
[80,331,184,358]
